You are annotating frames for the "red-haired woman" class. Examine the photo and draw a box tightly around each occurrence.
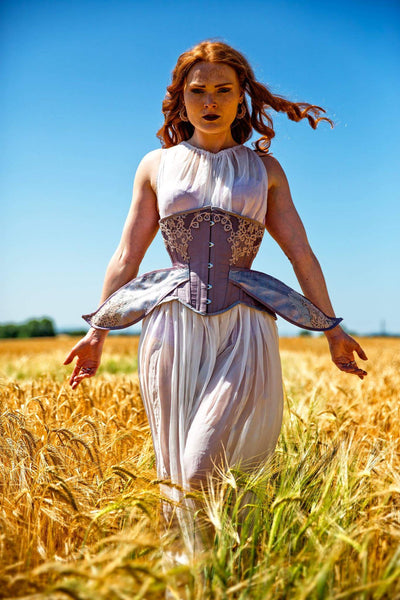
[64,41,367,555]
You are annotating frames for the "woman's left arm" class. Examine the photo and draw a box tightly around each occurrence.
[262,155,368,379]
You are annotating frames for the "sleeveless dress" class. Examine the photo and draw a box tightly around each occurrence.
[82,141,342,555]
[139,142,284,552]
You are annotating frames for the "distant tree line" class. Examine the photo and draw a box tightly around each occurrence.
[60,328,88,337]
[0,317,56,338]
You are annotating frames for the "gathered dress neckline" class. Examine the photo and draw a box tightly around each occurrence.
[180,140,245,156]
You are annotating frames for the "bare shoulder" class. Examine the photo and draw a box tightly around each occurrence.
[255,152,288,188]
[135,148,163,193]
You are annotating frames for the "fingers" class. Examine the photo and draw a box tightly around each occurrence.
[63,349,76,365]
[70,366,97,390]
[335,359,367,379]
[67,361,97,389]
[71,372,91,390]
[356,344,368,361]
[63,338,100,389]
[69,363,81,386]
[346,336,368,361]
[71,372,92,390]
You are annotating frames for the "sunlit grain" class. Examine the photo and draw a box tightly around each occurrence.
[0,335,399,599]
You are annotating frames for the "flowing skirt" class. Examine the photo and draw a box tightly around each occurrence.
[138,300,284,554]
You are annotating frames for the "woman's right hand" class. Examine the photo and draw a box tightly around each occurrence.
[63,329,108,390]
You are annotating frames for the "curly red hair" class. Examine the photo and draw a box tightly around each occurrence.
[157,40,333,153]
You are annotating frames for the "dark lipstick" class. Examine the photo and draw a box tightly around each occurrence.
[203,114,220,121]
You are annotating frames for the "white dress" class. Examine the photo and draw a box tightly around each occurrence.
[138,141,284,553]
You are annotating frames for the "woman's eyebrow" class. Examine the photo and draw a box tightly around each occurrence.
[188,82,234,87]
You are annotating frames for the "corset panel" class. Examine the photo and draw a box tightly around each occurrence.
[159,207,268,314]
[159,206,264,267]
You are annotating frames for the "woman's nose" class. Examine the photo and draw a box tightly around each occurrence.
[204,95,217,108]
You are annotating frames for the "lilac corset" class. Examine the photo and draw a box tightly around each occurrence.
[82,206,342,332]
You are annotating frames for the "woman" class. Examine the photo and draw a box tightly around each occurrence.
[64,40,367,554]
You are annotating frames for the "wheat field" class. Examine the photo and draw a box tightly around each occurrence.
[0,335,399,599]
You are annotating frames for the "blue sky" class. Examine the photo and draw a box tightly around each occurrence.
[1,0,399,335]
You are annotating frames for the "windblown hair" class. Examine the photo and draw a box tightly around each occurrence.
[157,40,333,153]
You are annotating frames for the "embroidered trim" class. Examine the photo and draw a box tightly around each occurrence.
[189,211,234,233]
[159,215,193,262]
[288,291,334,329]
[91,299,128,328]
[160,209,264,265]
[229,219,264,265]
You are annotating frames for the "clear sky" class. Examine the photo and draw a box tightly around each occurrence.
[1,0,399,336]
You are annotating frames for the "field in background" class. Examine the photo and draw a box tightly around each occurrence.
[0,335,399,599]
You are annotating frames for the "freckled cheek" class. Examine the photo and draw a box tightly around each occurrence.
[185,98,203,116]
[219,96,239,112]
[220,102,239,120]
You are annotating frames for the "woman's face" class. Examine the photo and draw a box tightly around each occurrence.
[183,62,243,138]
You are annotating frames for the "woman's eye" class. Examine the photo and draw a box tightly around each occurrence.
[218,88,231,93]
[191,89,203,94]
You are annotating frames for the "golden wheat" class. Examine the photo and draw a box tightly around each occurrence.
[0,335,399,599]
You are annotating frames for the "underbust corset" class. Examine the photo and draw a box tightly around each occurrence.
[83,206,342,332]
[159,206,270,315]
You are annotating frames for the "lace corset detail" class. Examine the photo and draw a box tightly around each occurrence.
[231,219,265,265]
[159,207,264,266]
[158,215,192,263]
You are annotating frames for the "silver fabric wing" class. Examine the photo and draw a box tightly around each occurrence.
[229,267,342,331]
[82,266,189,330]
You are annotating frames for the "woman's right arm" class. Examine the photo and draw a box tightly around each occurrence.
[64,149,161,389]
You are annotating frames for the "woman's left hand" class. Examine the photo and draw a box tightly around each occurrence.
[326,328,368,379]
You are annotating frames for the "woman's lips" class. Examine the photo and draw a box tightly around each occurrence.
[203,114,220,121]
